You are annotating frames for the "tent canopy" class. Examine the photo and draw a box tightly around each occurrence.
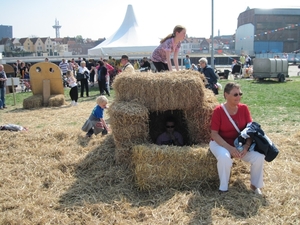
[88,5,159,58]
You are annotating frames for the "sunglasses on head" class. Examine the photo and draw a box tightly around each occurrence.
[233,93,243,97]
[166,125,175,128]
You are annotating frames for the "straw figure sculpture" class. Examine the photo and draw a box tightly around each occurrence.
[23,62,66,108]
[109,70,221,191]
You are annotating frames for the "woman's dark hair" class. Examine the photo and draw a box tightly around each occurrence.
[165,116,176,125]
[160,25,186,44]
[98,60,104,67]
[224,82,241,98]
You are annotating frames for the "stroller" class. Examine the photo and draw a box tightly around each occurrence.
[20,73,31,92]
[231,64,242,78]
[23,79,31,92]
[20,79,31,92]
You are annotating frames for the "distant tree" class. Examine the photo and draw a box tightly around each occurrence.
[75,35,84,43]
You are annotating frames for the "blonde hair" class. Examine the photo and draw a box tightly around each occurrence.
[96,95,108,105]
[80,61,86,66]
[66,70,73,77]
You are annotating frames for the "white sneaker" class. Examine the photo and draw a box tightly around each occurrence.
[254,188,262,195]
[71,100,75,106]
[73,102,78,106]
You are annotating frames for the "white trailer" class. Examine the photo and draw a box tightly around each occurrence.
[252,58,288,82]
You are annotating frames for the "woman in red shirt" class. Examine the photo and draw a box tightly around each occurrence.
[210,82,265,194]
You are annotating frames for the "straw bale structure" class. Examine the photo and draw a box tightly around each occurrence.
[109,70,219,190]
[132,144,218,191]
[23,62,66,108]
[109,101,149,164]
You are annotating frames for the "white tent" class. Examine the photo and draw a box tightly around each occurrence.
[88,5,159,58]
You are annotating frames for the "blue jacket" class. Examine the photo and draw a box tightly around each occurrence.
[200,66,218,84]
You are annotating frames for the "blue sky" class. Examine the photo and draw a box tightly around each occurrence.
[1,0,299,40]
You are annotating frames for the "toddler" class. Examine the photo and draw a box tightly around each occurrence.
[82,95,109,137]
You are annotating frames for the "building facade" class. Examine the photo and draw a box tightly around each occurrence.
[0,25,13,39]
[235,8,300,55]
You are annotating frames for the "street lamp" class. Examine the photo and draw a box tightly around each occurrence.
[211,0,214,69]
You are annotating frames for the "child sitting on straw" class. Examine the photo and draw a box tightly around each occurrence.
[156,116,183,146]
[82,95,109,137]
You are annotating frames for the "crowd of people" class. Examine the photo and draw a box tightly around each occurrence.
[2,25,269,196]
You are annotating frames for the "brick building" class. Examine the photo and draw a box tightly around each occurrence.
[235,7,300,55]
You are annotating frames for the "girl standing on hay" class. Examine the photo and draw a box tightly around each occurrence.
[82,96,109,137]
[66,70,78,106]
[151,25,186,72]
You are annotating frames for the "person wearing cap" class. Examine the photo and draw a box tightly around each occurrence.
[120,55,134,72]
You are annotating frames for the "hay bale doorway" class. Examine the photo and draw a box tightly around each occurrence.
[149,110,190,145]
[110,71,220,190]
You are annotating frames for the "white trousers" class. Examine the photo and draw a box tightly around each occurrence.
[209,140,265,191]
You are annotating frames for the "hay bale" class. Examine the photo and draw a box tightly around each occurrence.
[112,70,207,111]
[23,94,66,108]
[23,95,43,109]
[48,94,67,107]
[110,70,220,170]
[186,89,218,144]
[108,101,150,163]
[132,144,218,191]
[114,146,132,165]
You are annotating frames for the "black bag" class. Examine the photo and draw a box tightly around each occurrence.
[76,73,84,81]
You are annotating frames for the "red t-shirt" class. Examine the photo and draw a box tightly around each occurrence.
[210,103,252,146]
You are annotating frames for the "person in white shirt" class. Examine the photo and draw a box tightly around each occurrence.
[77,61,90,98]
[66,70,78,106]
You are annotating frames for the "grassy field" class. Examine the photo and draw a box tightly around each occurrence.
[1,77,300,224]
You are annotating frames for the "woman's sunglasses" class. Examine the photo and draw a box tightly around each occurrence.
[233,93,243,97]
